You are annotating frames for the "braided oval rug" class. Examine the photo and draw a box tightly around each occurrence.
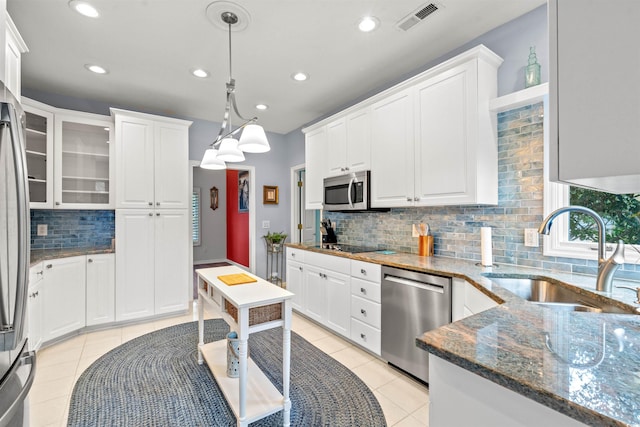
[67,319,386,426]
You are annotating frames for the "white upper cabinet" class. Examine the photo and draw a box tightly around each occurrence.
[549,0,640,194]
[304,45,502,208]
[112,109,192,209]
[4,14,27,100]
[370,88,415,207]
[54,111,114,209]
[325,108,371,177]
[23,100,54,209]
[304,126,327,210]
[414,58,498,205]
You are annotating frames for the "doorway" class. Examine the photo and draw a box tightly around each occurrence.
[190,161,256,273]
[290,164,319,244]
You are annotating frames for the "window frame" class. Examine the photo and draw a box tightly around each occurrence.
[192,187,201,247]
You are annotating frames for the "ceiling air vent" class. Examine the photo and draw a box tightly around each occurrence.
[396,3,439,31]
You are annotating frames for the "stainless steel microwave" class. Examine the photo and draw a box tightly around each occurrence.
[323,170,372,211]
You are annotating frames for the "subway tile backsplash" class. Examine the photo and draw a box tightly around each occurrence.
[30,209,115,250]
[326,103,640,281]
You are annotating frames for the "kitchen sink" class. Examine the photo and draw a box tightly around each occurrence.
[486,276,636,314]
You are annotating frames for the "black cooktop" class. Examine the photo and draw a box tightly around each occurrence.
[314,243,380,254]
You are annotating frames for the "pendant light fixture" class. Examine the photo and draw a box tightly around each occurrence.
[200,9,270,170]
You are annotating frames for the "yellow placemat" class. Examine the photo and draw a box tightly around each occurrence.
[217,273,257,286]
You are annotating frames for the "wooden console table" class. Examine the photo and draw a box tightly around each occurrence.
[196,266,294,427]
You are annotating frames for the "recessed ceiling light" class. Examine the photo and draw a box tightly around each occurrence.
[69,0,99,18]
[191,68,209,78]
[255,104,268,111]
[358,16,379,32]
[291,72,308,82]
[84,64,108,74]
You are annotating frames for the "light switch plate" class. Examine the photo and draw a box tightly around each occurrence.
[262,220,270,229]
[524,228,539,247]
[37,224,48,236]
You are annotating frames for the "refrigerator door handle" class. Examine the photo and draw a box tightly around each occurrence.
[0,350,36,427]
[0,102,30,352]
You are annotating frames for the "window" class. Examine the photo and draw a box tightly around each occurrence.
[543,102,640,264]
[192,187,201,246]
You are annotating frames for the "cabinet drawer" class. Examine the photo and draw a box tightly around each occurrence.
[305,251,350,275]
[351,260,381,283]
[350,295,381,329]
[351,277,381,303]
[286,247,305,263]
[350,318,381,356]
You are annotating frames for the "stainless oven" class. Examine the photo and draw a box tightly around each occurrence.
[323,170,371,211]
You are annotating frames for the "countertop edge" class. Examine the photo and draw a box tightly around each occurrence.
[31,247,115,266]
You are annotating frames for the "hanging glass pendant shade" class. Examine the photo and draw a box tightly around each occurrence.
[238,123,270,153]
[216,137,245,162]
[200,148,227,170]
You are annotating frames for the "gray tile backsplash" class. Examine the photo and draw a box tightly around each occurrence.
[326,103,640,280]
[30,209,115,250]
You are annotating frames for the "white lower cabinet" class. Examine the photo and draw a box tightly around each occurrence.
[349,260,381,355]
[452,278,498,321]
[116,209,189,321]
[302,261,350,336]
[86,254,115,326]
[42,256,86,342]
[27,263,44,351]
[285,259,305,312]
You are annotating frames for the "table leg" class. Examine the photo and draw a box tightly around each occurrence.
[197,286,204,365]
[237,307,249,427]
[282,300,292,426]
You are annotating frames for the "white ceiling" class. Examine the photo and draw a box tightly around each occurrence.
[7,0,545,135]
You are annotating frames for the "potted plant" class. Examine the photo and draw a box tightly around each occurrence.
[263,231,287,252]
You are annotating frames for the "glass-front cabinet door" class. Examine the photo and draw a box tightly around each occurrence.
[54,112,114,209]
[24,101,54,209]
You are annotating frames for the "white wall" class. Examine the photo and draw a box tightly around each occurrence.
[192,167,226,264]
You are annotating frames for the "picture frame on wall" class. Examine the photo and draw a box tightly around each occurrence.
[238,170,249,212]
[210,186,218,210]
[263,185,279,204]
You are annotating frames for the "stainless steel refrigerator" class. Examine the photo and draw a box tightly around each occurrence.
[0,82,36,426]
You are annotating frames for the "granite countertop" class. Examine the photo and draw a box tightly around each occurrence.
[286,243,640,426]
[31,246,114,266]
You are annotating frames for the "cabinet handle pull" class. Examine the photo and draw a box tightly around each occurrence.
[87,258,93,263]
[360,287,366,294]
[360,333,366,340]
[291,253,295,257]
[406,197,412,202]
[360,268,366,275]
[345,167,349,171]
[148,213,153,216]
[318,272,323,278]
[414,197,419,202]
[148,202,153,206]
[156,202,160,206]
[360,309,366,315]
[156,213,160,216]
[46,264,52,269]
[55,202,60,205]
[299,267,303,272]
[36,271,43,276]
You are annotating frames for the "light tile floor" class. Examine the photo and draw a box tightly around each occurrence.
[29,302,429,427]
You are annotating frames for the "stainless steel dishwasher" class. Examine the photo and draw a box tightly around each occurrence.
[381,266,452,383]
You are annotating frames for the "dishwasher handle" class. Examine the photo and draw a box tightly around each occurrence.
[384,275,444,294]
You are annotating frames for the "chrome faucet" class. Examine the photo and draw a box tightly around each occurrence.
[538,206,625,294]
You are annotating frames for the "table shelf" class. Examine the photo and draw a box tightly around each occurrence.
[199,340,283,424]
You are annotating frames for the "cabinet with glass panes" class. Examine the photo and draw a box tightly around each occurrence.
[24,100,54,208]
[54,112,114,209]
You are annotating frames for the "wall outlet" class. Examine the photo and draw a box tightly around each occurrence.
[262,220,270,229]
[524,228,539,247]
[37,224,48,236]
